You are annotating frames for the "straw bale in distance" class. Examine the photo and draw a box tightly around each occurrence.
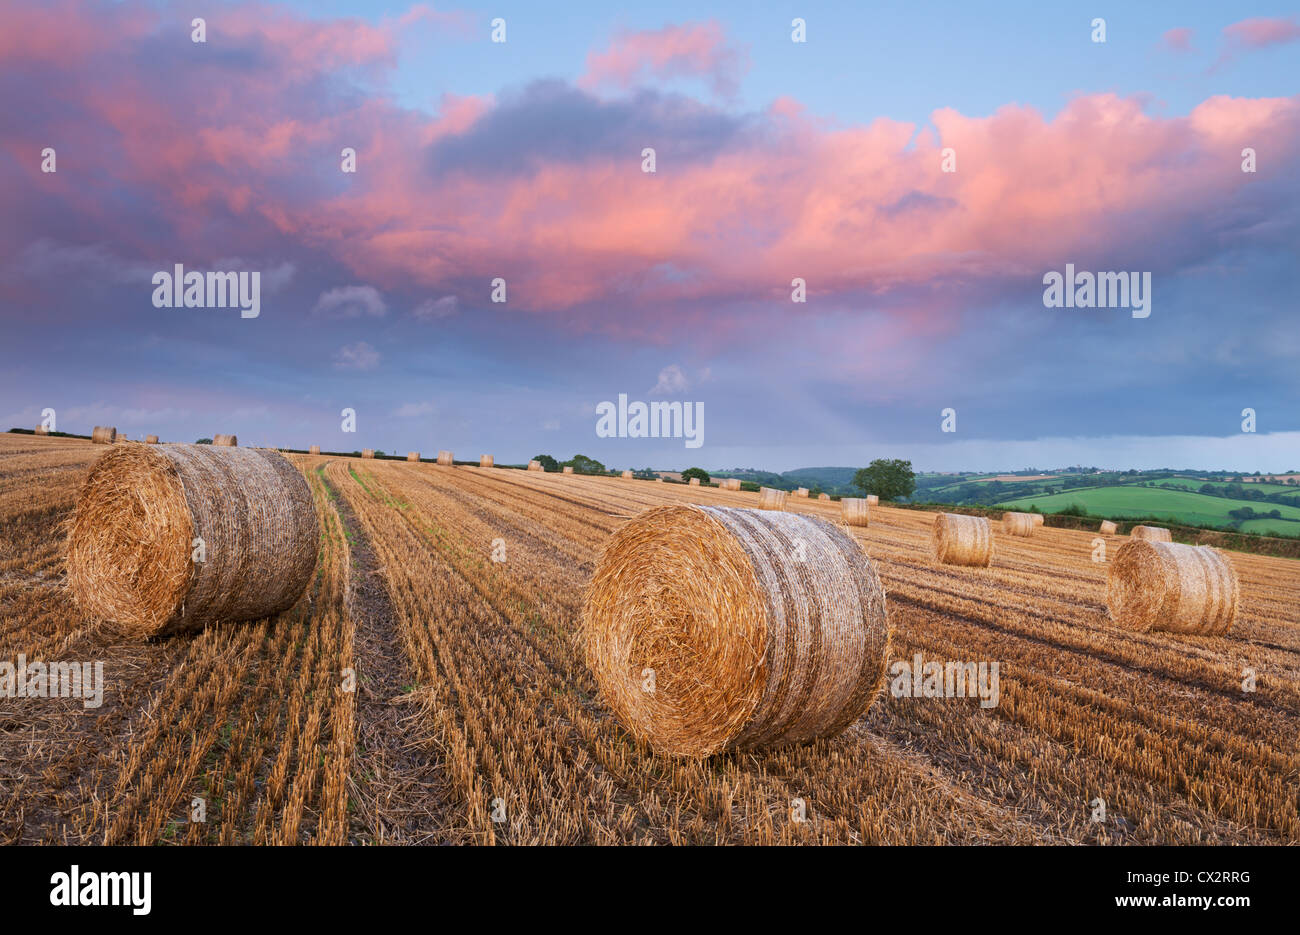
[34,425,49,436]
[621,470,633,479]
[362,449,375,459]
[91,426,116,445]
[437,450,454,466]
[841,498,870,527]
[1099,520,1118,535]
[407,452,420,462]
[818,493,830,501]
[528,460,543,472]
[1131,525,1172,542]
[933,513,993,567]
[563,466,574,474]
[688,477,700,486]
[1002,512,1036,537]
[583,504,890,757]
[213,434,237,447]
[145,435,159,444]
[309,445,321,455]
[758,487,787,511]
[66,443,318,639]
[479,454,493,468]
[794,487,809,498]
[1107,539,1238,635]
[866,495,879,506]
[720,478,741,491]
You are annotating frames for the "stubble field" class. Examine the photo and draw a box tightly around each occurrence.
[1,432,1297,845]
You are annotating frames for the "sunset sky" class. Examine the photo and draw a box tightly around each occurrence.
[3,1,1298,471]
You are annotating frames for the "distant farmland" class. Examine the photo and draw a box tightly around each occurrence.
[1001,486,1300,536]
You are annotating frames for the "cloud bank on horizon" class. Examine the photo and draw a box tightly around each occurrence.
[2,1,1297,471]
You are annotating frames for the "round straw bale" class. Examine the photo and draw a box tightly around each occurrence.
[721,478,741,491]
[91,426,117,445]
[1002,512,1036,537]
[437,450,454,466]
[213,434,237,447]
[621,470,633,479]
[361,448,375,459]
[794,487,809,498]
[145,435,159,444]
[1107,540,1238,635]
[583,505,890,757]
[66,444,318,639]
[34,425,49,436]
[841,498,870,527]
[479,454,493,468]
[758,487,788,511]
[1099,520,1118,535]
[309,445,321,455]
[688,477,700,486]
[1031,513,1044,527]
[528,460,543,472]
[818,493,830,501]
[866,494,879,506]
[1131,525,1172,542]
[933,513,993,567]
[407,452,420,462]
[563,466,574,474]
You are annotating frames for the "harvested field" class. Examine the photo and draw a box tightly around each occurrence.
[1,431,1298,845]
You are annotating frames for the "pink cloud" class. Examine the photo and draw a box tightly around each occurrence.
[1161,27,1194,52]
[580,21,748,97]
[3,1,1299,349]
[1223,16,1300,48]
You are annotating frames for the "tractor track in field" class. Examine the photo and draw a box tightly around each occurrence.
[322,468,453,845]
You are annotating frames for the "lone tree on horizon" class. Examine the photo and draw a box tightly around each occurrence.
[853,459,916,502]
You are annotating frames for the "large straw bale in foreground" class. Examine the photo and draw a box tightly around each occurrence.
[583,505,890,757]
[67,444,318,639]
[437,450,454,466]
[213,434,237,447]
[1131,525,1172,542]
[407,452,420,462]
[841,498,870,527]
[933,513,993,567]
[91,426,116,445]
[1107,540,1238,635]
[1002,512,1036,537]
[758,487,787,511]
[479,454,493,468]
[1099,520,1118,535]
